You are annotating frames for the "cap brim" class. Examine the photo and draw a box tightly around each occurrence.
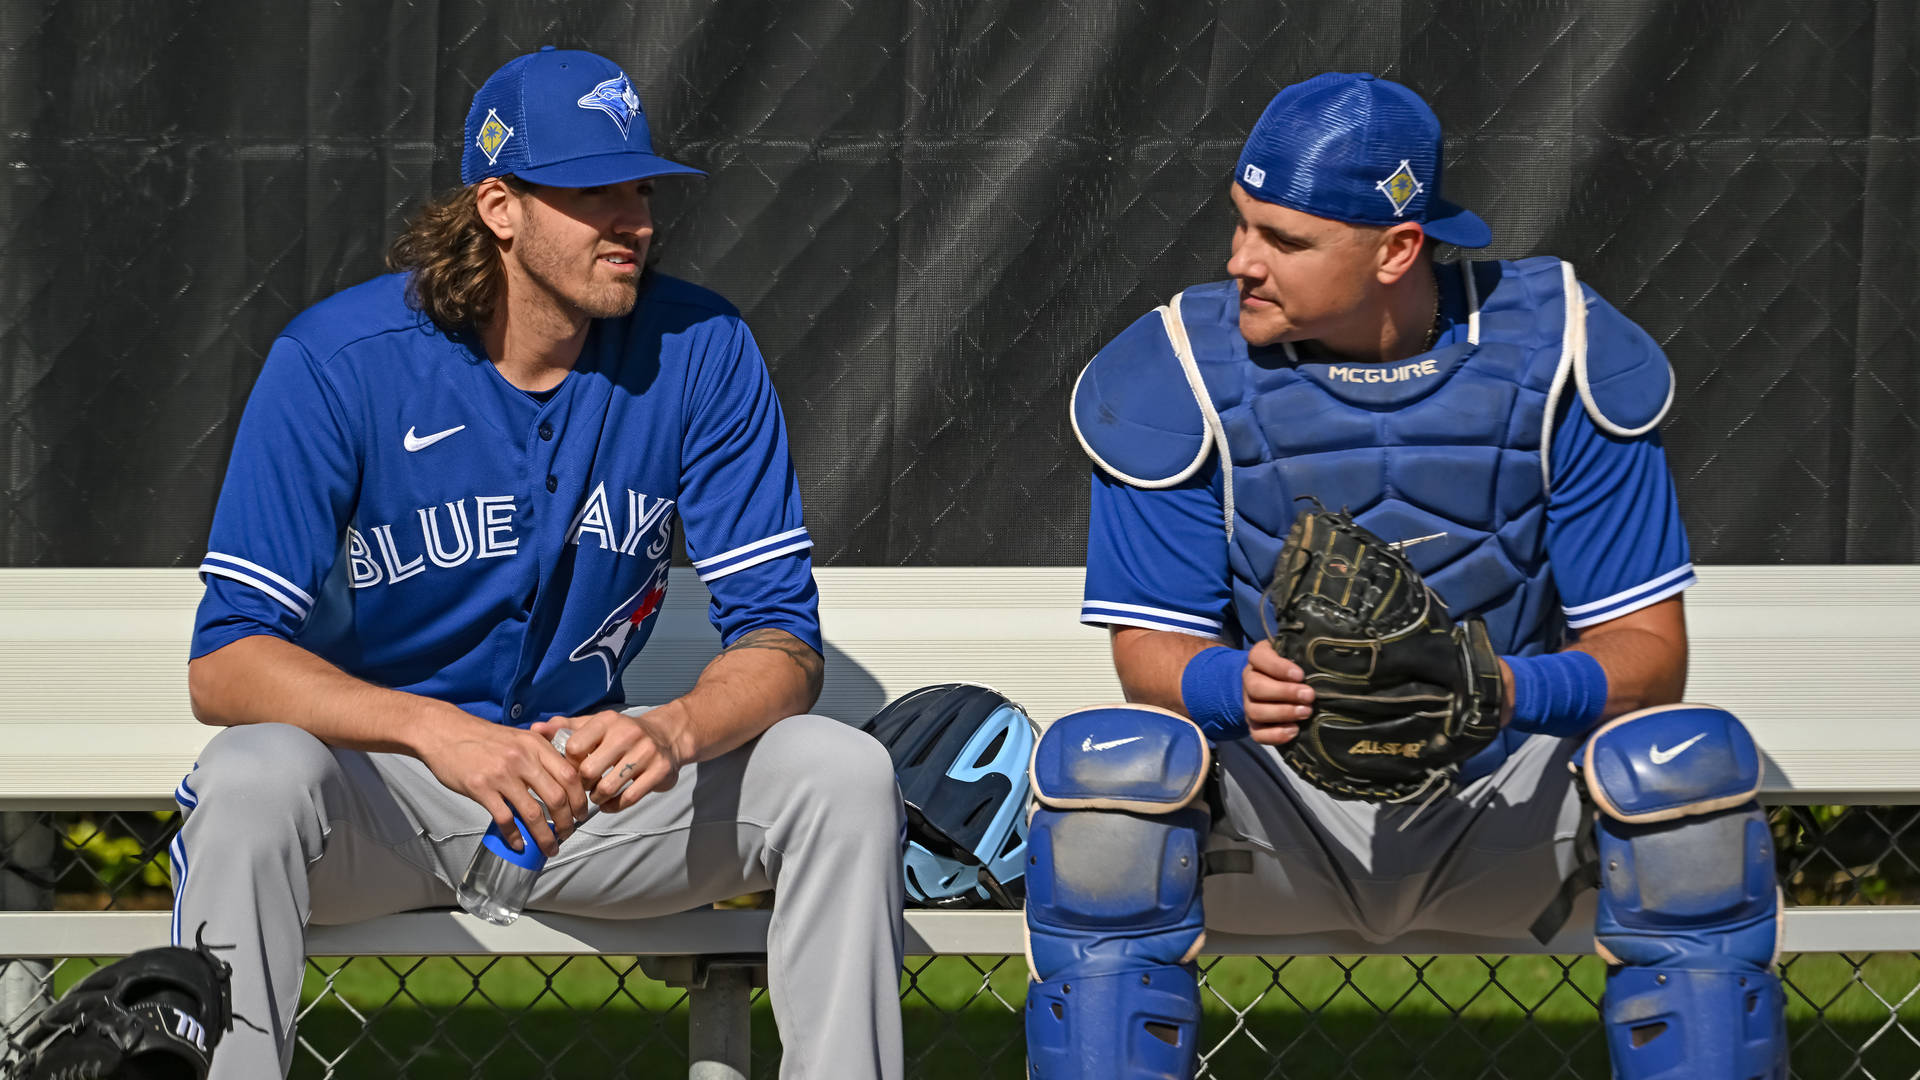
[1422,198,1490,248]
[513,152,706,188]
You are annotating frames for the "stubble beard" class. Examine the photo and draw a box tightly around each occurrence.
[573,260,640,320]
[1238,308,1290,348]
[517,217,641,322]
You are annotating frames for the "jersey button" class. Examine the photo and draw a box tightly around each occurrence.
[539,423,553,441]
[546,475,558,493]
[509,704,524,720]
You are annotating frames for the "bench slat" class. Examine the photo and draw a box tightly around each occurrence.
[0,907,1912,958]
[3,567,1918,804]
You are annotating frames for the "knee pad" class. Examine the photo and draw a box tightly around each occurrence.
[1024,705,1209,1080]
[1582,704,1785,1080]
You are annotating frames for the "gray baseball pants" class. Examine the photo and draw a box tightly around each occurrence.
[170,712,906,1079]
[1204,732,1589,942]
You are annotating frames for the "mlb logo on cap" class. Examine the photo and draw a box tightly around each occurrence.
[461,47,705,188]
[1234,72,1489,248]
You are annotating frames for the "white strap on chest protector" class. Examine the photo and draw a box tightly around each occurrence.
[1157,292,1237,540]
[1538,260,1676,493]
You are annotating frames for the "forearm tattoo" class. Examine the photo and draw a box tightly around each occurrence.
[720,628,824,701]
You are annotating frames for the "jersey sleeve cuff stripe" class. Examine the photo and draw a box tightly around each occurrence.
[199,563,311,618]
[695,539,813,582]
[201,552,315,608]
[1081,611,1225,639]
[1561,562,1695,618]
[1080,601,1223,632]
[690,527,810,571]
[1563,570,1695,629]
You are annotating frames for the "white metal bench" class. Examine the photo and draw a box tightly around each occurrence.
[3,566,1918,1077]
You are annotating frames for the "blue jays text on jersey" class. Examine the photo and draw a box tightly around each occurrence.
[192,272,820,727]
[341,481,678,590]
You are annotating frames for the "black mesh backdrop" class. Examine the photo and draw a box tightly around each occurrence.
[2,0,1915,566]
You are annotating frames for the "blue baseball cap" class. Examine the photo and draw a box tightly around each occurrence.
[1234,72,1489,249]
[461,47,705,188]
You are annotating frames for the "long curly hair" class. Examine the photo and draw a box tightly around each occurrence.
[387,178,528,332]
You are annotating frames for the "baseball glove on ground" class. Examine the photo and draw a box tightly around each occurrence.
[1265,504,1504,803]
[13,939,233,1080]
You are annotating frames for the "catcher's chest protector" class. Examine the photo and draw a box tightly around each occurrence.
[1181,259,1575,659]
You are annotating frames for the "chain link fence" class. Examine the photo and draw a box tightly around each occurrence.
[2,805,1915,1077]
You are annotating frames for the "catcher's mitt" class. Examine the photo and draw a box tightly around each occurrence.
[13,937,233,1080]
[1265,504,1503,803]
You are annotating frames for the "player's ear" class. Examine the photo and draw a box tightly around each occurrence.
[1375,222,1427,285]
[473,177,522,242]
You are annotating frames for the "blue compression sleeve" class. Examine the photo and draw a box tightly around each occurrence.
[1503,650,1609,739]
[1181,645,1251,741]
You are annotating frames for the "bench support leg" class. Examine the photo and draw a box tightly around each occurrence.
[0,811,56,1066]
[689,965,751,1080]
[641,953,764,1080]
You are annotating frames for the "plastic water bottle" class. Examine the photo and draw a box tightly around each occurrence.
[455,805,548,926]
[455,728,577,926]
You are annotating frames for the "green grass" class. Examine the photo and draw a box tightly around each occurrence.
[48,952,1920,1077]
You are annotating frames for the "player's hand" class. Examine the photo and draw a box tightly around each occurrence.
[418,717,587,856]
[1245,639,1315,746]
[533,706,691,814]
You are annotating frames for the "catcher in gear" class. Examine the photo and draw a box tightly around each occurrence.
[1265,503,1503,804]
[12,935,234,1080]
[1051,71,1782,1080]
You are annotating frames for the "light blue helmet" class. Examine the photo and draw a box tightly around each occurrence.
[861,684,1036,907]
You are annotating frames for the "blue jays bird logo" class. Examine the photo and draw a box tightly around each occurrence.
[571,560,671,688]
[577,73,642,138]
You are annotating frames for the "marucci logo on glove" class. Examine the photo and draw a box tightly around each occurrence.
[169,1006,209,1052]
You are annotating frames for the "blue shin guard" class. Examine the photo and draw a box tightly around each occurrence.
[1025,958,1201,1080]
[1604,968,1784,1080]
[1583,705,1785,1080]
[1025,705,1210,1080]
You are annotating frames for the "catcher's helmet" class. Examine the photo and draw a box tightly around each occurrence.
[861,683,1036,907]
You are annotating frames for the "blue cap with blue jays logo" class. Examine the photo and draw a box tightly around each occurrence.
[461,47,705,188]
[1234,72,1489,248]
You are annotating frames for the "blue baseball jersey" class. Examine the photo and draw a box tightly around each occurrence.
[191,271,819,727]
[1081,268,1693,650]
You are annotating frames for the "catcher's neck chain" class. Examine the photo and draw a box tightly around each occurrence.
[1419,277,1442,353]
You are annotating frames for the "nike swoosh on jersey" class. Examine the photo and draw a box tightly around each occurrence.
[403,425,466,452]
[1648,733,1707,765]
[1081,735,1145,752]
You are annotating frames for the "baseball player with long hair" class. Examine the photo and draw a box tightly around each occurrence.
[1031,73,1783,1079]
[174,48,904,1078]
